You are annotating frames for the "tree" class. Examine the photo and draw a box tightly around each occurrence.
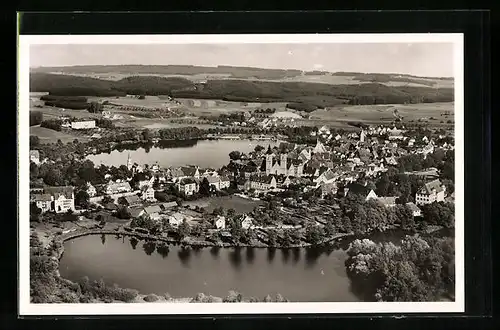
[30,202,42,222]
[30,135,40,147]
[254,145,265,153]
[229,151,242,161]
[198,177,211,196]
[75,190,90,208]
[142,129,152,141]
[177,220,191,241]
[101,195,113,205]
[267,230,277,246]
[324,221,336,236]
[88,101,103,113]
[305,224,323,244]
[116,206,131,219]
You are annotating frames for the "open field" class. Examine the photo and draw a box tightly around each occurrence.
[184,195,264,214]
[29,126,90,143]
[309,102,454,126]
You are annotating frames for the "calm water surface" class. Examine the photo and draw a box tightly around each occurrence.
[59,230,416,302]
[60,235,359,302]
[86,139,278,169]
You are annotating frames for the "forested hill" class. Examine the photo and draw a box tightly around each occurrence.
[30,72,454,108]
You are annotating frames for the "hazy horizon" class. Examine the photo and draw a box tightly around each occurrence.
[30,43,455,78]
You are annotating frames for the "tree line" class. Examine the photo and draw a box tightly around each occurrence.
[345,235,455,302]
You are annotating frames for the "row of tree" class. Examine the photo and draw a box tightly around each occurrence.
[346,235,455,301]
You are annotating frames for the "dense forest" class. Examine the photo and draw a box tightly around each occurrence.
[30,73,454,108]
[32,65,304,79]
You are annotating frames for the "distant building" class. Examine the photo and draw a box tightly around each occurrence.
[29,150,40,164]
[247,175,277,192]
[33,186,75,213]
[71,120,96,130]
[121,195,142,207]
[415,179,446,205]
[343,183,378,201]
[214,216,226,229]
[86,182,97,197]
[406,202,422,217]
[141,186,156,202]
[177,178,198,196]
[105,182,132,195]
[139,205,162,222]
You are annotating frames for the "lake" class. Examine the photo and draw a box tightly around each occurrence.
[86,139,278,169]
[60,235,359,302]
[58,230,417,302]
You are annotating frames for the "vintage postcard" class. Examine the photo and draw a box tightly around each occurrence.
[18,33,464,315]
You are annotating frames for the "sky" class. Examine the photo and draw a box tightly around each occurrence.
[29,43,455,77]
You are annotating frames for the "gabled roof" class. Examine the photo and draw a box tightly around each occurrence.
[160,201,177,210]
[206,176,220,184]
[143,205,162,215]
[250,175,276,184]
[419,179,444,194]
[124,195,141,205]
[181,166,198,177]
[33,194,52,202]
[345,183,372,196]
[170,168,185,178]
[377,196,398,206]
[405,202,421,213]
[44,186,74,199]
[106,182,132,190]
[179,177,197,185]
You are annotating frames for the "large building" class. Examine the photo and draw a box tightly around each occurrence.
[415,179,446,205]
[33,186,75,213]
[71,120,96,130]
[263,146,305,177]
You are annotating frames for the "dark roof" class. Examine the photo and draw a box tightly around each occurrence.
[124,195,141,205]
[251,175,276,184]
[179,177,197,185]
[181,166,198,177]
[346,183,371,196]
[43,186,74,199]
[419,179,444,194]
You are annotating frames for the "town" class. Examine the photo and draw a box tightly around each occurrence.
[30,119,455,249]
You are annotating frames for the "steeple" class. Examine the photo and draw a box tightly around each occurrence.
[127,153,132,170]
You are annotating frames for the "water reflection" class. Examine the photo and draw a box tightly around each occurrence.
[305,248,321,268]
[210,246,220,260]
[228,247,243,270]
[178,247,192,266]
[267,248,276,262]
[292,248,300,264]
[281,249,291,264]
[129,237,139,250]
[142,241,156,256]
[156,243,170,259]
[192,246,202,257]
[100,234,106,245]
[246,247,255,264]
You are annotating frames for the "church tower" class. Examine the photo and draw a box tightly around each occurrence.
[265,154,274,175]
[127,153,132,171]
[360,130,366,143]
[280,153,287,176]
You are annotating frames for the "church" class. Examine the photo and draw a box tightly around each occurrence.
[262,145,305,177]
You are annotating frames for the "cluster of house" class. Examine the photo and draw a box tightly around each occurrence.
[59,117,97,130]
[31,186,75,214]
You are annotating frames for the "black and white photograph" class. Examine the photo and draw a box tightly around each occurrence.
[18,34,464,315]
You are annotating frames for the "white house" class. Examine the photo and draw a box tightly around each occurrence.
[29,150,40,164]
[71,120,96,130]
[167,212,187,227]
[240,215,253,229]
[42,186,75,213]
[139,205,162,222]
[33,194,52,213]
[86,182,97,197]
[214,216,226,229]
[141,186,156,202]
[177,178,198,196]
[219,176,231,190]
[406,202,422,217]
[415,179,446,205]
[105,182,132,195]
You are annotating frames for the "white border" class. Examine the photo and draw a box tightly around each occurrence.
[18,33,464,315]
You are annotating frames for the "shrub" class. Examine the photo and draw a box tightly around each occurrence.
[143,294,160,302]
[30,111,43,126]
